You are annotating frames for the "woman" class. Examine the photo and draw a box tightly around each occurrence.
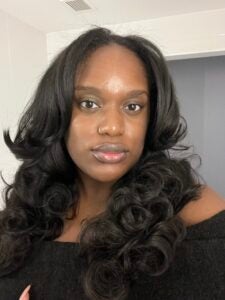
[0,27,225,300]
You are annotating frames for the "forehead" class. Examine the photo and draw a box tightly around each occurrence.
[75,44,148,91]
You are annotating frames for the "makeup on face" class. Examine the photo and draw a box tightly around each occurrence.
[90,141,129,163]
[66,44,150,184]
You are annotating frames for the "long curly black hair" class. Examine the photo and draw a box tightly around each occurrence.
[0,27,203,300]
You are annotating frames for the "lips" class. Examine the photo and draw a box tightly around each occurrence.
[92,143,128,153]
[91,143,128,163]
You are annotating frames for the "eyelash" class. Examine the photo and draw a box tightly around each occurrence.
[78,99,144,113]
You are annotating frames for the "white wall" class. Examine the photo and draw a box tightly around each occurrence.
[47,9,225,63]
[0,10,47,208]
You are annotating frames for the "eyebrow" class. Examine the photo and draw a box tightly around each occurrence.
[75,85,149,98]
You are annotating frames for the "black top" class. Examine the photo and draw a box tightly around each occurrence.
[1,210,225,300]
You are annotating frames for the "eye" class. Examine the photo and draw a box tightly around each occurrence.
[125,103,143,112]
[79,100,99,109]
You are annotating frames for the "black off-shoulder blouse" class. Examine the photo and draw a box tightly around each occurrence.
[1,210,225,300]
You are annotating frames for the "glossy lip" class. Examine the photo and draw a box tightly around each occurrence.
[92,143,128,153]
[91,143,129,164]
[91,150,128,164]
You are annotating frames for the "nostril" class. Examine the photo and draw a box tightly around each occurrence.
[98,124,124,136]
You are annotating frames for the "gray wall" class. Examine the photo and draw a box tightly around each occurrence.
[168,56,225,196]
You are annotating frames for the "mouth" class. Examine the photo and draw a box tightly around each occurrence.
[91,150,128,164]
[91,143,129,164]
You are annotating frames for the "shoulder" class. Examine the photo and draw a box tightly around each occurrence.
[177,185,225,227]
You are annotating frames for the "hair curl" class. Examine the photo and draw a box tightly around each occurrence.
[0,26,203,300]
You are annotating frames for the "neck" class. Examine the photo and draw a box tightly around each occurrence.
[79,182,112,215]
[72,171,116,222]
[59,176,114,243]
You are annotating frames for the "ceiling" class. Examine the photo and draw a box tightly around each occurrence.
[0,0,225,33]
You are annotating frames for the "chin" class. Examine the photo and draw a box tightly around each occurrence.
[93,174,122,183]
[90,169,128,183]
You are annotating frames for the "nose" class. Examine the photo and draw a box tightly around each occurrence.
[97,107,125,137]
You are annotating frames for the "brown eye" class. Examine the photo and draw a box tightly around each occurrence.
[125,103,143,112]
[80,100,99,109]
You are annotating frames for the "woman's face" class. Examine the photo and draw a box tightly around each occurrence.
[65,44,150,184]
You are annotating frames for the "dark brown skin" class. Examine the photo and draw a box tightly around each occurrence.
[177,186,225,226]
[19,44,225,299]
[64,44,150,226]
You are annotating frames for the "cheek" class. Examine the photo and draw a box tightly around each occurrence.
[126,119,148,155]
[66,117,90,156]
